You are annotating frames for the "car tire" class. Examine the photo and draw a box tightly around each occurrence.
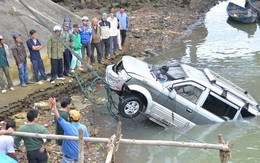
[118,95,144,118]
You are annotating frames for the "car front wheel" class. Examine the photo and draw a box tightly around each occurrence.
[119,95,144,118]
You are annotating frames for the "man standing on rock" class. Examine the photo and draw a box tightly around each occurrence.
[14,109,51,163]
[79,16,92,67]
[11,32,29,87]
[26,30,47,85]
[0,35,15,94]
[47,26,65,84]
[49,97,90,163]
[90,18,103,64]
[107,9,120,56]
[99,13,111,60]
[71,24,83,72]
[62,21,74,77]
[116,5,129,47]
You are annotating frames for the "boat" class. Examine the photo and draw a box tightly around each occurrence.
[248,0,260,17]
[226,2,257,23]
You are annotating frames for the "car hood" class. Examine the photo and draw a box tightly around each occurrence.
[122,56,154,80]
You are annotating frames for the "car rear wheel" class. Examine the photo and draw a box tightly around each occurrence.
[119,95,144,118]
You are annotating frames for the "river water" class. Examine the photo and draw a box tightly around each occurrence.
[108,0,260,162]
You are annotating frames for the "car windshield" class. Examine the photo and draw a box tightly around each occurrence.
[150,64,187,82]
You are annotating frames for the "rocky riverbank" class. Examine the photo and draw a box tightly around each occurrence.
[1,0,224,162]
[55,0,221,56]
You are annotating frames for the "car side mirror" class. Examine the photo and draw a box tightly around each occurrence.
[169,90,177,99]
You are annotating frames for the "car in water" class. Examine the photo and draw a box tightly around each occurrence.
[105,56,260,128]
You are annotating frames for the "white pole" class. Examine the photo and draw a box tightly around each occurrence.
[10,132,230,151]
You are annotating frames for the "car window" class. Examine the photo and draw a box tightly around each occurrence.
[202,92,238,120]
[174,84,203,104]
[155,66,187,82]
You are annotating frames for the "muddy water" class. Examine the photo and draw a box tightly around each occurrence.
[108,0,260,162]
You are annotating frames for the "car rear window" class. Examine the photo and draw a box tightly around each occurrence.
[202,93,238,120]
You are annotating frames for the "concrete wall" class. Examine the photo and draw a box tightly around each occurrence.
[0,0,81,84]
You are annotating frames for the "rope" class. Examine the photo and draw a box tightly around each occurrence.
[18,0,118,121]
[72,72,118,120]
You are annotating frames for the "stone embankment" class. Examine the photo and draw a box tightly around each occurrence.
[56,0,221,56]
[0,55,121,119]
[0,0,221,123]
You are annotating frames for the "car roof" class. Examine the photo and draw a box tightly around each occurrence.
[122,56,258,105]
[181,64,258,105]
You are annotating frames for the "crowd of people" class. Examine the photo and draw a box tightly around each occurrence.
[0,5,129,93]
[0,95,90,163]
[0,5,130,163]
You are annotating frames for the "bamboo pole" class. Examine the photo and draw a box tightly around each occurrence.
[114,121,122,162]
[78,129,84,163]
[105,134,116,163]
[9,132,230,151]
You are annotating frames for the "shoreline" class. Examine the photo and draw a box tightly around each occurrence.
[1,1,224,162]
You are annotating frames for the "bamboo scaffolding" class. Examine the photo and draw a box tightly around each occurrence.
[9,132,230,152]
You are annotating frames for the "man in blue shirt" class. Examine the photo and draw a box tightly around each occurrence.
[115,5,129,46]
[79,16,92,67]
[26,30,47,84]
[49,97,90,163]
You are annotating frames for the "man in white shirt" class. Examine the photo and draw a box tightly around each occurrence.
[0,120,17,161]
[107,9,120,56]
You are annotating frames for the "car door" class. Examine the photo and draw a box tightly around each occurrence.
[166,82,205,122]
[193,91,240,124]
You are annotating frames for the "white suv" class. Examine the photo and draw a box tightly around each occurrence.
[105,56,260,127]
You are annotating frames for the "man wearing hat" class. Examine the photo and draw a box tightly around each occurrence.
[0,35,15,94]
[47,25,65,84]
[99,13,111,60]
[62,20,74,77]
[71,24,83,72]
[79,16,92,67]
[115,5,129,46]
[107,8,120,56]
[11,32,29,87]
[49,97,90,163]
